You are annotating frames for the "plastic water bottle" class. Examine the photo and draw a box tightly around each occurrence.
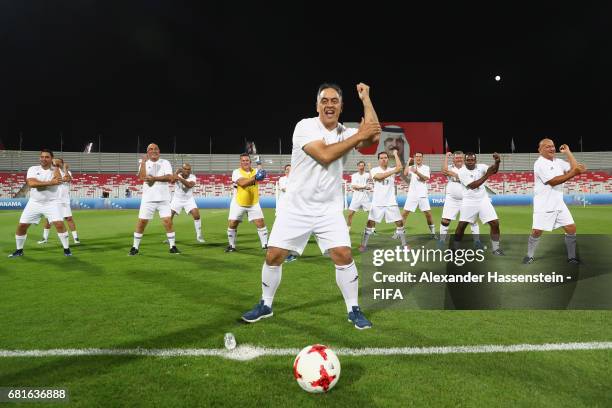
[224,333,236,350]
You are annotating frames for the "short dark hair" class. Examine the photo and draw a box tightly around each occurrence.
[378,151,389,159]
[464,152,476,158]
[357,160,365,166]
[240,153,251,159]
[414,152,423,157]
[41,148,54,158]
[316,83,343,102]
[284,164,291,170]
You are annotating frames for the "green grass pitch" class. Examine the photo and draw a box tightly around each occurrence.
[0,206,611,407]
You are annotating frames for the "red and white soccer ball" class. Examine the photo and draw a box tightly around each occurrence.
[293,344,341,393]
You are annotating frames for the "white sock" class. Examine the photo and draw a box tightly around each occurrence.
[439,223,449,241]
[261,263,282,307]
[58,232,70,249]
[71,230,78,241]
[336,261,359,313]
[257,227,268,248]
[43,228,50,241]
[492,240,500,251]
[133,232,143,249]
[227,228,236,248]
[194,219,202,237]
[471,223,480,242]
[361,227,375,247]
[16,234,27,250]
[429,224,436,234]
[396,226,407,246]
[166,232,176,247]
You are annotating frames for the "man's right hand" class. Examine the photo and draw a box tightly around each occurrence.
[141,154,149,163]
[358,119,381,141]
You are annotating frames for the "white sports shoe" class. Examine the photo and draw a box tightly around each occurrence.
[37,239,48,244]
[197,236,205,243]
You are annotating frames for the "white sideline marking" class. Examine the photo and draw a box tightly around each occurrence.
[1,342,610,361]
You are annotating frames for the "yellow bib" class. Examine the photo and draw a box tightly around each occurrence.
[236,168,259,206]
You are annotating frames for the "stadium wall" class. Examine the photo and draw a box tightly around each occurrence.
[2,194,612,210]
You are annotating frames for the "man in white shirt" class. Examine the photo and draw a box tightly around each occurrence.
[38,158,80,245]
[169,163,204,243]
[276,164,291,216]
[9,149,72,257]
[346,161,371,229]
[129,143,179,255]
[401,152,436,237]
[440,151,481,245]
[523,139,586,264]
[454,152,503,255]
[360,149,405,251]
[241,82,381,329]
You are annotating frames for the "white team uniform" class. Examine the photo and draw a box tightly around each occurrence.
[138,159,173,220]
[268,117,356,255]
[348,172,372,211]
[368,166,402,223]
[532,156,574,231]
[276,175,289,215]
[20,165,63,224]
[403,164,431,212]
[170,174,198,215]
[457,164,498,224]
[57,169,72,218]
[228,169,264,222]
[441,164,465,220]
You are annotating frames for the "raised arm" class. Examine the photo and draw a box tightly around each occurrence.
[355,83,380,149]
[441,152,459,178]
[138,154,148,181]
[544,146,586,187]
[466,153,500,189]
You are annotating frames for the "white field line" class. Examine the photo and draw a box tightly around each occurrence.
[0,342,610,361]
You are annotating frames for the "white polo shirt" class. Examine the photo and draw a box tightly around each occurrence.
[533,156,571,212]
[173,174,196,200]
[57,169,72,203]
[350,171,371,203]
[445,164,464,200]
[140,159,173,202]
[370,166,398,206]
[284,117,358,216]
[407,164,430,198]
[26,165,59,202]
[458,164,489,206]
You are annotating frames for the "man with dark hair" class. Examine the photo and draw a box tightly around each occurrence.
[523,139,586,264]
[241,82,381,329]
[346,160,371,229]
[361,149,405,251]
[9,149,72,257]
[454,152,503,255]
[169,163,204,243]
[401,152,436,238]
[226,153,268,252]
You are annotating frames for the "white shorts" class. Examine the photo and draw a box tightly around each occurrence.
[268,209,350,256]
[368,205,402,223]
[228,200,264,222]
[170,197,197,215]
[19,200,63,224]
[403,196,431,212]
[138,200,172,220]
[348,197,372,212]
[441,196,462,220]
[59,202,72,218]
[532,204,575,231]
[459,199,498,224]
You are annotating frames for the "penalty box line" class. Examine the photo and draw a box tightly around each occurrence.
[0,342,611,361]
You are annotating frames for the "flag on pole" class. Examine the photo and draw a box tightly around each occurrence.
[83,142,93,154]
[510,138,516,153]
[444,138,449,153]
[478,138,481,154]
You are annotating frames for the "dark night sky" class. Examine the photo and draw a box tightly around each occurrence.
[1,2,611,154]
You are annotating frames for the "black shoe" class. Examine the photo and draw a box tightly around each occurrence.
[169,246,181,254]
[224,245,236,253]
[567,258,580,265]
[262,244,268,250]
[128,247,139,256]
[522,256,535,264]
[64,248,72,257]
[8,249,24,258]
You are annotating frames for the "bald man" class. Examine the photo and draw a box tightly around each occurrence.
[523,139,586,264]
[129,143,180,255]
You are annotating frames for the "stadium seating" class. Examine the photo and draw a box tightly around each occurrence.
[1,171,611,199]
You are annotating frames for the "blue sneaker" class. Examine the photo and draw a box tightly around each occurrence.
[348,306,372,330]
[284,254,297,263]
[241,300,273,323]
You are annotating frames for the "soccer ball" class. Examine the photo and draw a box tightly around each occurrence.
[293,344,341,393]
